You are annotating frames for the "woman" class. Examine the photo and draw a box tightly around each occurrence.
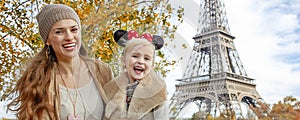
[104,30,169,119]
[7,4,113,120]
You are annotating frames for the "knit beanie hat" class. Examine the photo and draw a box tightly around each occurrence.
[36,4,81,42]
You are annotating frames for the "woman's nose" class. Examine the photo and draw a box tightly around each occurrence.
[65,30,74,40]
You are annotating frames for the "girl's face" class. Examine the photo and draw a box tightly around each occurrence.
[46,19,81,61]
[124,44,154,81]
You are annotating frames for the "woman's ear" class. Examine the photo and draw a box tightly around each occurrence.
[45,40,50,45]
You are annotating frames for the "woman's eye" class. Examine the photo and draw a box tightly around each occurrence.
[55,31,62,34]
[72,28,78,32]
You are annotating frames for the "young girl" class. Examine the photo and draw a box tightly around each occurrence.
[104,30,169,119]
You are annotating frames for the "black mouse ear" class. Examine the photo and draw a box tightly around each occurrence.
[152,35,164,50]
[113,30,128,47]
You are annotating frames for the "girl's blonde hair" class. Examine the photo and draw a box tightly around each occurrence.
[123,38,155,56]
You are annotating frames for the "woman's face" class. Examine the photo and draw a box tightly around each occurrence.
[46,19,81,60]
[124,44,154,81]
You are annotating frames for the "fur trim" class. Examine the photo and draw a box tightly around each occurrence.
[104,71,167,119]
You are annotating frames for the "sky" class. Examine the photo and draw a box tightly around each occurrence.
[164,0,300,117]
[1,0,300,118]
[224,0,300,103]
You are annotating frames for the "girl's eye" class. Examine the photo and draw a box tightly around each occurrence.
[144,57,150,60]
[132,55,138,58]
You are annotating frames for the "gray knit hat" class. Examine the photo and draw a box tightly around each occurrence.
[36,4,81,42]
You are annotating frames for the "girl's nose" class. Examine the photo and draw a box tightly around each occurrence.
[137,58,144,64]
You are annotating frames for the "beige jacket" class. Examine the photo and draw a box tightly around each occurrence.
[41,58,113,120]
[104,71,169,120]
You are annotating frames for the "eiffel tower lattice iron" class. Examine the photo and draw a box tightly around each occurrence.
[169,0,269,119]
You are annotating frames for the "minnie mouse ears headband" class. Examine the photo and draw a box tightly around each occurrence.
[113,30,164,50]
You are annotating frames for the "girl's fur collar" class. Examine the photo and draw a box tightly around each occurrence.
[104,70,167,119]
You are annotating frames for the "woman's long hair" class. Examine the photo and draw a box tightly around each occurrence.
[7,44,87,119]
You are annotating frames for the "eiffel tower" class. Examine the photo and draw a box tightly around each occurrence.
[169,0,269,119]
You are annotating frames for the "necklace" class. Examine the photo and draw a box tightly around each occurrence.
[57,64,81,120]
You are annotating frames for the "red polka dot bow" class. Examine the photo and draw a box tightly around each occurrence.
[127,30,153,42]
